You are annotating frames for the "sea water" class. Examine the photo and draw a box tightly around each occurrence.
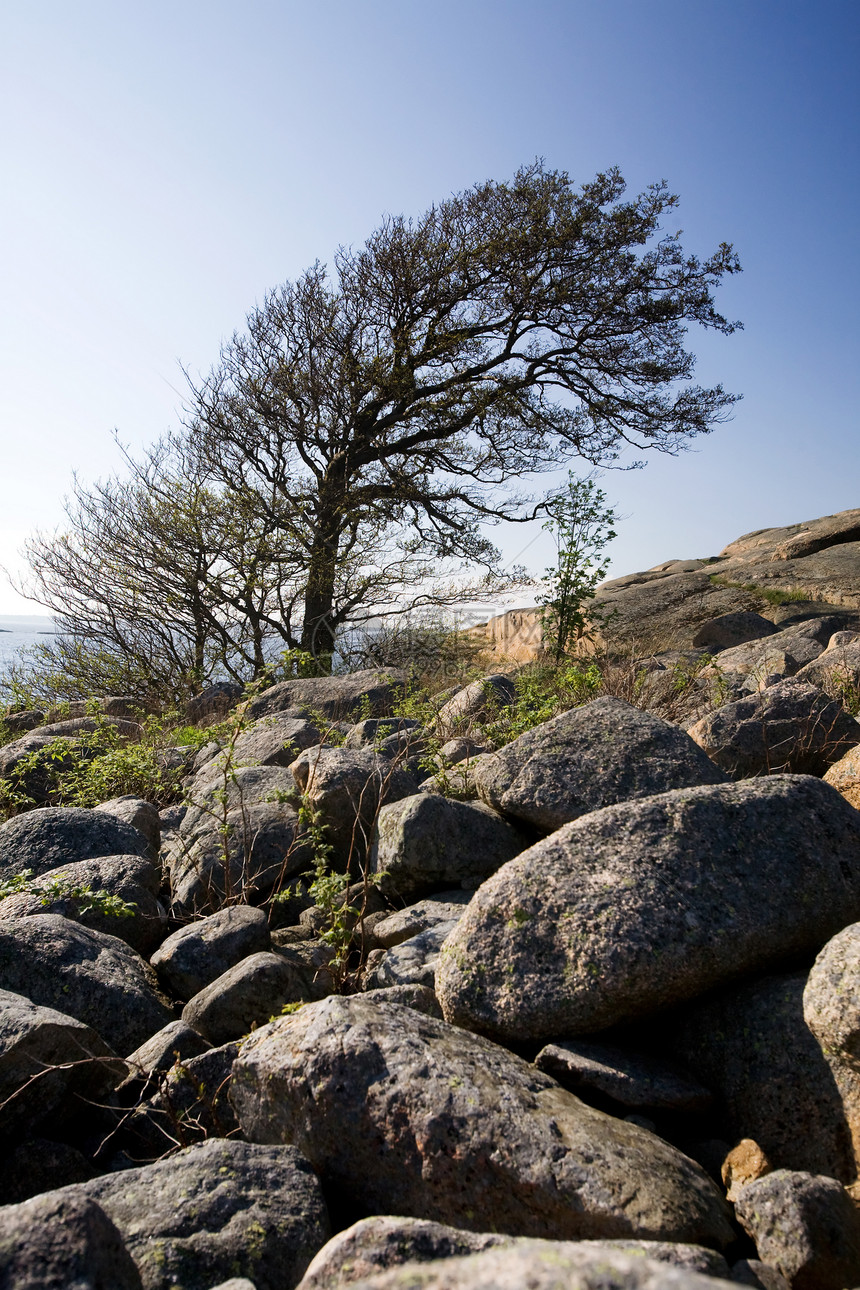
[0,615,56,673]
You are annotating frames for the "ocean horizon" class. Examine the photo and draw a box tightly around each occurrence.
[0,614,56,673]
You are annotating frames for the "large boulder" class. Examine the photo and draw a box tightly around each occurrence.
[46,1138,331,1290]
[0,1191,142,1290]
[0,853,165,956]
[232,996,733,1248]
[245,669,406,723]
[150,905,271,1001]
[0,988,124,1140]
[436,775,860,1042]
[687,679,860,777]
[796,632,860,699]
[370,794,523,901]
[0,915,172,1055]
[289,747,417,867]
[472,698,727,832]
[180,764,299,837]
[0,807,149,882]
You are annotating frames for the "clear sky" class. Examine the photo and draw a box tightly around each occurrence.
[0,0,857,613]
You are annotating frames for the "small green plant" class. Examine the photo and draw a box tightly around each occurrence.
[537,474,617,663]
[0,868,137,918]
[708,575,809,607]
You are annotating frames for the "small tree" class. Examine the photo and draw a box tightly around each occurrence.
[11,438,305,702]
[538,474,617,663]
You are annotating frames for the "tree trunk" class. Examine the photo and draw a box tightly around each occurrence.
[300,492,341,673]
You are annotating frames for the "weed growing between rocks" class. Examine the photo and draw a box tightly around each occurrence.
[0,869,137,919]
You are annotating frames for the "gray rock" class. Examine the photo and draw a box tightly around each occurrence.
[296,1218,511,1290]
[711,618,839,679]
[729,1261,790,1289]
[360,984,443,1017]
[184,680,244,726]
[366,922,458,990]
[0,807,149,882]
[0,710,45,736]
[0,1191,142,1289]
[473,698,727,833]
[169,802,312,917]
[231,717,323,767]
[436,775,860,1041]
[0,735,80,802]
[182,951,309,1043]
[691,612,777,651]
[181,764,299,836]
[436,738,489,766]
[0,853,165,956]
[0,1138,97,1205]
[371,794,523,901]
[119,1042,240,1159]
[290,747,417,867]
[687,679,860,777]
[534,1040,712,1113]
[665,973,855,1181]
[733,1170,860,1290]
[803,922,860,1179]
[343,718,422,749]
[232,996,732,1248]
[433,674,516,733]
[51,1138,331,1290]
[95,796,160,859]
[151,905,271,1000]
[0,915,172,1055]
[28,715,141,739]
[370,896,471,950]
[303,1240,737,1289]
[0,988,124,1140]
[796,634,860,699]
[124,1020,211,1080]
[297,1218,732,1290]
[245,669,406,723]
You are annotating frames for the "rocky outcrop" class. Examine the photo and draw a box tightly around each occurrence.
[3,507,860,1288]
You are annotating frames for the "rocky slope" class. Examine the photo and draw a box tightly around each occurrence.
[1,515,860,1287]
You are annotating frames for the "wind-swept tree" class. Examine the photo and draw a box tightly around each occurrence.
[186,161,741,669]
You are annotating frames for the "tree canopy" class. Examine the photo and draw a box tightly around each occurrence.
[186,161,740,668]
[14,161,741,698]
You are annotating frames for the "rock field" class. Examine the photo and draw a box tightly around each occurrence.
[3,511,860,1287]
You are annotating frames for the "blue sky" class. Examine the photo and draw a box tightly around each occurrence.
[0,0,857,612]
